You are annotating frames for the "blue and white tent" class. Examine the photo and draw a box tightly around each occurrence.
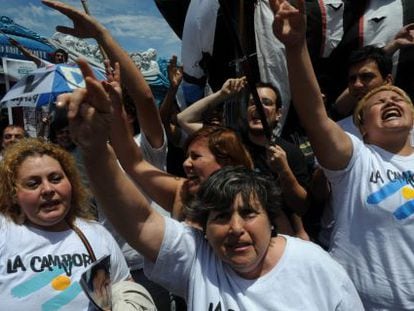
[0,63,106,108]
[0,16,55,61]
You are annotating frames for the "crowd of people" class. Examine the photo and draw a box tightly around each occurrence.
[0,0,413,310]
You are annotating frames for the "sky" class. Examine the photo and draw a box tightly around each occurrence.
[0,0,182,60]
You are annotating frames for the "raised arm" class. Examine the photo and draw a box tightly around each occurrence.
[332,88,358,119]
[159,55,184,146]
[103,60,184,212]
[271,0,352,170]
[333,24,414,119]
[177,77,246,135]
[42,0,164,149]
[9,38,43,67]
[59,59,164,262]
[383,23,414,56]
[42,0,182,211]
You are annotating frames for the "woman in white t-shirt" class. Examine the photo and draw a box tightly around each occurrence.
[272,0,414,308]
[55,55,364,309]
[0,138,131,310]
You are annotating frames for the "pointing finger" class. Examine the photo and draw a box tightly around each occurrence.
[77,58,97,81]
[84,77,112,114]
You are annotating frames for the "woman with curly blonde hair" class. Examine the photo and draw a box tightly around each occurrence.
[0,138,131,310]
[0,138,93,225]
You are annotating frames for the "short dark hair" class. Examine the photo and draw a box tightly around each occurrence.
[185,166,282,235]
[2,124,25,137]
[54,48,69,62]
[348,45,392,79]
[255,82,282,109]
[49,107,69,143]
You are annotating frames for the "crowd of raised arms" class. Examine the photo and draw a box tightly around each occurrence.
[0,0,413,310]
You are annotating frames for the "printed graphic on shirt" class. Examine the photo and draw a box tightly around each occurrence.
[208,301,236,311]
[367,169,414,220]
[6,253,92,310]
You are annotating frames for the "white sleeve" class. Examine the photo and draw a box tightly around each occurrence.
[144,217,201,298]
[322,133,365,184]
[135,128,168,171]
[337,276,365,311]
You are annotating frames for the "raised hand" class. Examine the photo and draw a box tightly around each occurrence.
[103,60,123,113]
[383,23,414,55]
[104,60,120,84]
[57,59,113,152]
[266,143,289,173]
[42,0,105,39]
[393,23,414,48]
[270,0,306,48]
[167,55,183,90]
[219,76,247,99]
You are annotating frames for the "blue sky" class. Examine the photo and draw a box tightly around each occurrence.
[1,0,182,59]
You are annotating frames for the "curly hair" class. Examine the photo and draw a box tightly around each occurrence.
[0,138,94,225]
[184,126,254,169]
[185,166,282,236]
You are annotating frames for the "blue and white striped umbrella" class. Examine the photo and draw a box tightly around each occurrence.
[0,63,106,108]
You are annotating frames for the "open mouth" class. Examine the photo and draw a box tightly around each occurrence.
[40,200,61,210]
[251,114,263,124]
[381,107,402,121]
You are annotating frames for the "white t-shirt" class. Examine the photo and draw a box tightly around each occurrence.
[324,134,414,309]
[133,132,168,174]
[337,116,362,140]
[99,131,169,270]
[0,217,129,311]
[145,217,363,310]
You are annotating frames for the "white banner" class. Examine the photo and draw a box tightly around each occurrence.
[1,57,42,135]
[2,57,37,82]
